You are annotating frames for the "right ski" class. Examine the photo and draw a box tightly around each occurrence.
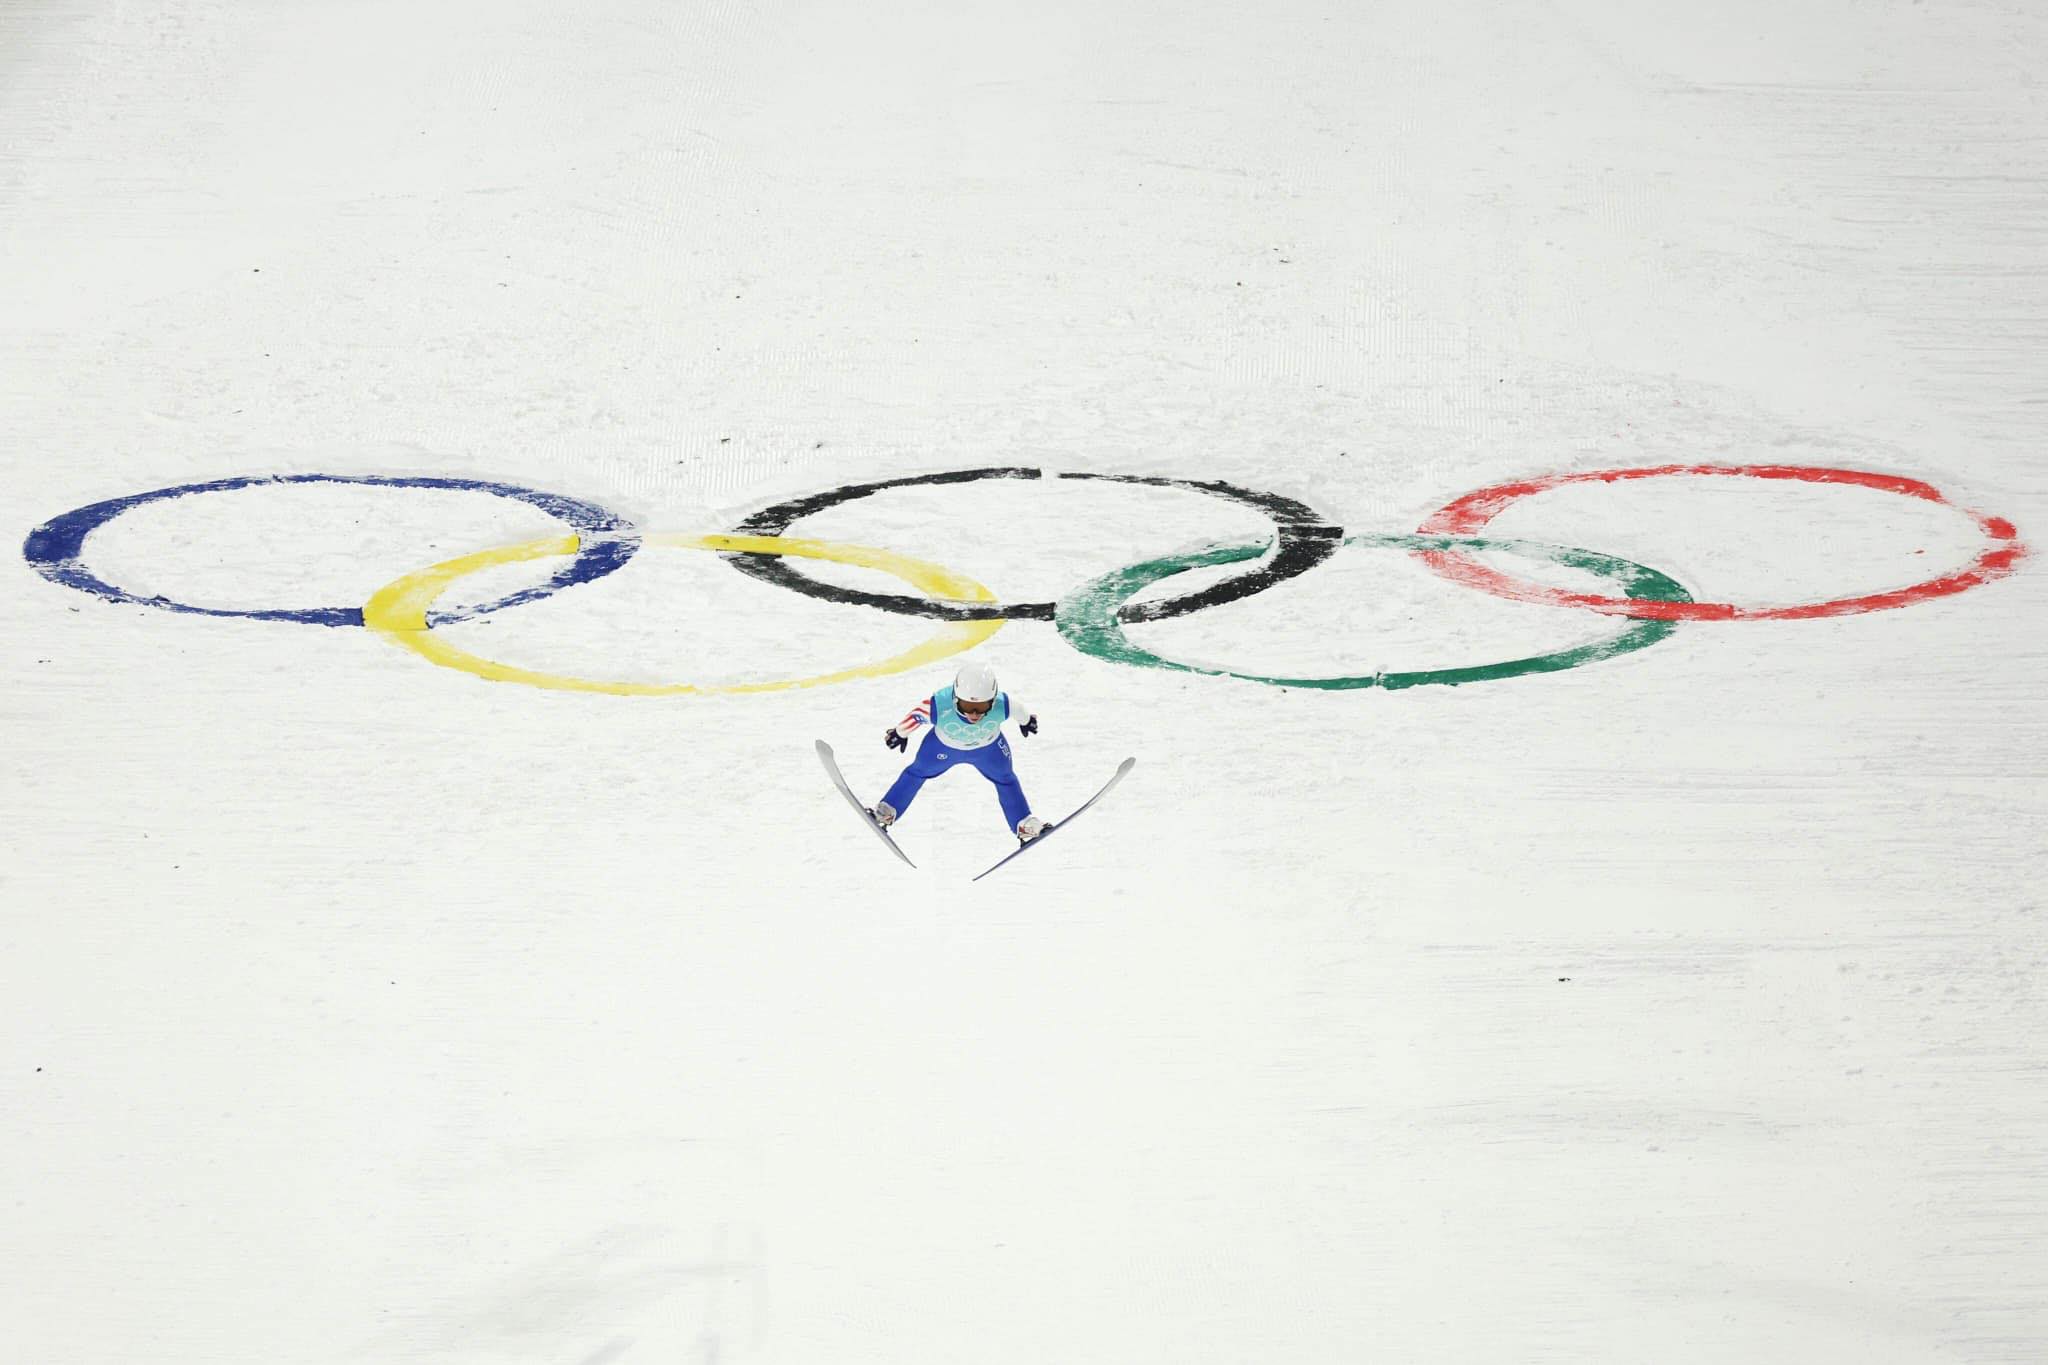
[972,757,1136,881]
[816,739,915,867]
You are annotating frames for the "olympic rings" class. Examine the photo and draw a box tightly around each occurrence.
[21,473,638,628]
[1417,464,2028,622]
[1056,534,1693,689]
[363,532,1004,696]
[725,467,1344,623]
[23,462,2029,698]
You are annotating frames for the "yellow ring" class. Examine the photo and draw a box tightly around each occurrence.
[363,531,1005,695]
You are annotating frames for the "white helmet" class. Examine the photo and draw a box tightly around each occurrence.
[953,659,998,704]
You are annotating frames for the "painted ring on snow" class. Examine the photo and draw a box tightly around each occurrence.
[1054,533,1693,689]
[364,531,1004,695]
[21,473,639,628]
[725,467,1344,623]
[1417,464,2027,622]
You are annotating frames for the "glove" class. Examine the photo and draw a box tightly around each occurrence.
[884,728,907,752]
[1019,713,1039,738]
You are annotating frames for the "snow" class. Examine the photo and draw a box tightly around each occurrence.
[4,2,2046,1362]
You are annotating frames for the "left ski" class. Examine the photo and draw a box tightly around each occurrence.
[972,757,1136,882]
[817,739,915,867]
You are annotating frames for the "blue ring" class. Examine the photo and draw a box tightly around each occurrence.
[22,473,639,627]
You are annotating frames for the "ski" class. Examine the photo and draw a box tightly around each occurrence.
[972,757,1136,882]
[816,739,915,867]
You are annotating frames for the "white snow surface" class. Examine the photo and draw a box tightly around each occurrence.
[5,3,2047,1363]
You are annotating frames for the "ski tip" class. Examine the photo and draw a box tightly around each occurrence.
[815,739,834,757]
[1117,756,1137,773]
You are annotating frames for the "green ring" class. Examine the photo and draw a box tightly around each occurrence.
[1053,533,1694,690]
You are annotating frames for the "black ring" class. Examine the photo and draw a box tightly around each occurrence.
[724,467,1343,623]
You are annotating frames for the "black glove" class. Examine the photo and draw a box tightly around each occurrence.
[1019,713,1039,738]
[884,727,907,751]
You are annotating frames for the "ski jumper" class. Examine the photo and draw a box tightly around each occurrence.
[881,685,1031,830]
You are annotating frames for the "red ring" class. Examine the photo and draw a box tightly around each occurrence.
[1416,464,2027,622]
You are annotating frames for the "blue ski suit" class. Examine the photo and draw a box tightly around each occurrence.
[881,685,1033,831]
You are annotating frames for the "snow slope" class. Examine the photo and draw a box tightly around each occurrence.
[4,2,2046,1362]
